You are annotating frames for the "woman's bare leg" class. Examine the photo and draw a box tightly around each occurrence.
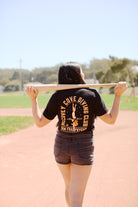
[69,164,92,207]
[57,163,92,207]
[57,163,71,207]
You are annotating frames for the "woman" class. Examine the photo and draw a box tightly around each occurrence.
[26,62,127,207]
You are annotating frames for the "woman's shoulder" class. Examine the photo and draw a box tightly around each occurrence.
[80,88,99,96]
[51,90,68,97]
[52,88,100,97]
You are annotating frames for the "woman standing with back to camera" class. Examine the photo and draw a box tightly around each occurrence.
[26,62,127,207]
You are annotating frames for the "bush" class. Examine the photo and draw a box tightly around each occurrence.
[109,87,114,94]
[4,80,20,92]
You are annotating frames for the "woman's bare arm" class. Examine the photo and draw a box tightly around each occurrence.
[99,82,127,124]
[25,86,51,127]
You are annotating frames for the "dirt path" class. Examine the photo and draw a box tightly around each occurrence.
[0,110,138,207]
[0,108,32,116]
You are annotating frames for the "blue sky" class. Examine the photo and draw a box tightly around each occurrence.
[0,0,138,70]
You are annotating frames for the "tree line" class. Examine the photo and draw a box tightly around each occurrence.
[0,56,138,92]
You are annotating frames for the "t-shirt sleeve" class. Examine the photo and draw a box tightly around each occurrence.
[94,90,108,116]
[43,93,58,120]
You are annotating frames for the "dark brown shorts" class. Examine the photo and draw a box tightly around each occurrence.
[54,131,94,165]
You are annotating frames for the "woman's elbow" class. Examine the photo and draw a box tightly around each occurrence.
[35,122,44,128]
[108,114,117,125]
[103,119,116,125]
[102,113,116,125]
[109,119,116,125]
[35,118,51,127]
[35,120,45,128]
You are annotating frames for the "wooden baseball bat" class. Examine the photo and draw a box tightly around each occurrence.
[27,83,117,92]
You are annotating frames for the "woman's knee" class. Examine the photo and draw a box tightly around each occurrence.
[65,187,70,197]
[69,189,83,204]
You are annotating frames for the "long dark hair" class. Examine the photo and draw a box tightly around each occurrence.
[58,62,86,84]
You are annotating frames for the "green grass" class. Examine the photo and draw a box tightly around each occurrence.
[101,94,138,111]
[0,92,138,110]
[0,92,52,108]
[0,116,34,136]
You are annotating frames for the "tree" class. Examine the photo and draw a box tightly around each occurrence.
[101,69,118,83]
[46,74,57,83]
[89,58,112,71]
[109,55,118,62]
[95,70,105,83]
[0,78,9,86]
[110,58,130,73]
[10,71,20,80]
[110,58,133,84]
[83,69,93,79]
[133,73,138,86]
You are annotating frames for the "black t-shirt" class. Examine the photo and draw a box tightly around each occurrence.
[43,88,108,134]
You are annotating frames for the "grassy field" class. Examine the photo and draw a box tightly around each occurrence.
[0,91,137,110]
[0,92,52,108]
[0,91,137,136]
[0,116,34,136]
[102,94,138,110]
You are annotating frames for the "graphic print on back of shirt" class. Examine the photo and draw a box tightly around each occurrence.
[60,96,89,133]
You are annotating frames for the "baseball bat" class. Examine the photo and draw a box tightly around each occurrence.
[27,83,117,92]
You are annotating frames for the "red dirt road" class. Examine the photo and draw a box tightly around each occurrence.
[0,110,138,207]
